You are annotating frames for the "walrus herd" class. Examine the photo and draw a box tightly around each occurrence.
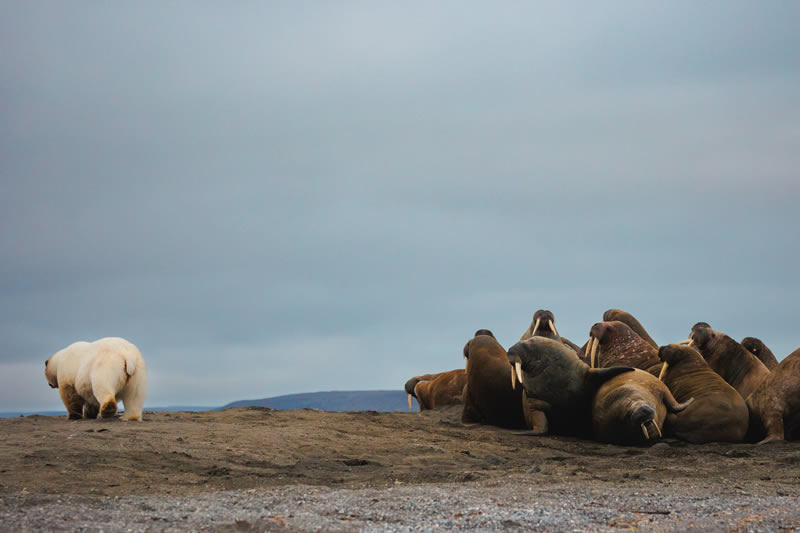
[405,309,800,445]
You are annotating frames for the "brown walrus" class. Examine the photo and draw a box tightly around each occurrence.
[584,321,662,376]
[745,347,800,443]
[592,368,693,445]
[462,332,526,429]
[689,323,770,400]
[603,309,659,349]
[404,373,441,410]
[657,344,749,443]
[506,337,635,437]
[741,337,779,371]
[404,369,466,411]
[518,309,578,353]
[519,309,560,342]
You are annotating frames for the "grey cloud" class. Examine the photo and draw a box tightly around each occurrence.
[1,2,799,410]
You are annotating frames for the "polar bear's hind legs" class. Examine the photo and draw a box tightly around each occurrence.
[99,399,117,418]
[83,403,99,419]
[119,363,147,422]
[60,385,85,420]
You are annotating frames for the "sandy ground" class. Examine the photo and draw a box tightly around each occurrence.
[1,406,798,531]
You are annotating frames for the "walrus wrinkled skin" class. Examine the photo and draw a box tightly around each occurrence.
[657,344,748,443]
[461,334,526,429]
[406,369,466,411]
[741,337,779,371]
[506,337,634,437]
[746,347,800,444]
[689,323,770,400]
[592,368,693,445]
[584,321,662,376]
[602,309,659,349]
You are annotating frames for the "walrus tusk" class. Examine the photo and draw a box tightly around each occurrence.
[511,367,516,389]
[641,423,649,440]
[549,320,559,338]
[589,337,598,369]
[531,318,541,337]
[465,359,468,372]
[515,361,523,387]
[678,338,693,346]
[653,419,662,438]
[658,361,668,381]
[408,394,413,411]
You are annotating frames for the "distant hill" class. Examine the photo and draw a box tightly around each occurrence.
[3,392,414,418]
[222,390,412,412]
[0,406,217,418]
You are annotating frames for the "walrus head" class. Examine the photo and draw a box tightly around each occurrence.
[690,323,716,352]
[741,337,764,356]
[404,377,422,409]
[584,321,657,370]
[463,329,495,371]
[629,402,661,441]
[519,310,560,343]
[531,310,559,338]
[602,308,658,349]
[656,343,707,381]
[741,337,779,370]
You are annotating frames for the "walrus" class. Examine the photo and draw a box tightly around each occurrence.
[506,337,635,437]
[404,373,440,410]
[602,309,659,349]
[461,333,526,429]
[741,337,779,371]
[519,310,578,353]
[519,309,560,341]
[592,368,693,445]
[404,369,466,411]
[584,321,662,376]
[657,344,748,443]
[745,347,800,443]
[688,323,770,399]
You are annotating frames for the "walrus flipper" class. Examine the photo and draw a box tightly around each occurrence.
[757,411,785,444]
[663,387,694,414]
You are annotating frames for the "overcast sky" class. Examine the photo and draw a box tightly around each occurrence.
[2,2,799,411]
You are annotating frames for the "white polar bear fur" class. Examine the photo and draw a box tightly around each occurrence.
[45,337,148,421]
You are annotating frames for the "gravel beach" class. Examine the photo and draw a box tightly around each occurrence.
[1,407,798,532]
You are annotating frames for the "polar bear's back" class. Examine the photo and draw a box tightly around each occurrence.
[75,338,143,391]
[90,337,144,376]
[53,341,93,385]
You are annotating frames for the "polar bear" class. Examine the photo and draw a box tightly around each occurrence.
[44,337,148,421]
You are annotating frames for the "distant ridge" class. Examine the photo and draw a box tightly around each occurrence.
[3,392,414,418]
[0,406,217,418]
[222,390,411,412]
